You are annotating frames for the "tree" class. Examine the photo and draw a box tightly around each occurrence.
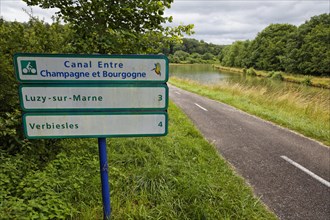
[219,14,329,76]
[201,52,214,61]
[296,14,330,75]
[250,23,297,71]
[23,0,193,54]
[173,50,189,62]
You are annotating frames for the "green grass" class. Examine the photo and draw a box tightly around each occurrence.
[0,102,277,219]
[170,77,330,146]
[214,65,330,89]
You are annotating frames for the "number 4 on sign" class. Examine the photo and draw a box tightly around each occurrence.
[158,122,163,127]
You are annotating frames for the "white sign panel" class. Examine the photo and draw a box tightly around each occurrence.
[20,85,168,111]
[14,53,168,83]
[23,113,168,138]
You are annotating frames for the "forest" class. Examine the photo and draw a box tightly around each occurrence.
[163,38,224,64]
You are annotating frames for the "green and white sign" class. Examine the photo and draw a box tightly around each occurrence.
[15,53,169,139]
[19,84,168,111]
[23,113,168,139]
[14,53,168,83]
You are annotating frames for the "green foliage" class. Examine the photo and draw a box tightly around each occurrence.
[0,110,26,153]
[23,0,193,54]
[174,50,190,60]
[301,77,312,86]
[246,67,257,76]
[295,14,330,75]
[201,52,214,60]
[166,38,224,64]
[0,139,99,219]
[267,71,275,78]
[219,14,330,76]
[271,72,284,81]
[221,40,251,68]
[0,17,73,161]
[251,23,297,71]
[0,18,74,113]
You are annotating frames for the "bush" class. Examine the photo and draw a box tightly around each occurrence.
[271,72,284,81]
[202,52,214,60]
[301,77,312,86]
[246,67,257,76]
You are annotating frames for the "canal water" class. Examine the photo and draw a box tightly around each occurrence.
[169,64,329,98]
[169,64,238,84]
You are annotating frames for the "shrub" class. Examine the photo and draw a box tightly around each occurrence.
[246,67,257,76]
[267,71,275,78]
[271,72,284,81]
[301,77,312,86]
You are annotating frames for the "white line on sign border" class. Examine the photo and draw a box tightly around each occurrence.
[280,155,330,188]
[194,103,208,111]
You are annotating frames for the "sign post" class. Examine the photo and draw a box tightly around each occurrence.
[98,138,111,219]
[14,53,169,219]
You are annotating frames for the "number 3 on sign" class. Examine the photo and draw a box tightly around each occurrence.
[158,121,163,127]
[158,95,162,101]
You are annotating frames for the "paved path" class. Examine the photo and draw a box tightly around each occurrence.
[169,84,330,220]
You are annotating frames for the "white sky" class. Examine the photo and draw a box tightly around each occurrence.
[0,0,329,45]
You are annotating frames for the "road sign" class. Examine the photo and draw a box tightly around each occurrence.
[19,84,168,111]
[14,53,168,83]
[23,112,168,139]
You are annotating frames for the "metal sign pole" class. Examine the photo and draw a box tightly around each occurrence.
[98,137,111,219]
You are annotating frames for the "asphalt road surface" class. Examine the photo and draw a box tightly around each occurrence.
[169,84,330,220]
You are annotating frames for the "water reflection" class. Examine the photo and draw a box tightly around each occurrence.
[169,64,240,83]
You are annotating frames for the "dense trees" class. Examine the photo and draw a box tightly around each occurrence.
[251,24,297,70]
[295,14,330,75]
[219,14,330,76]
[165,38,224,63]
[165,14,329,75]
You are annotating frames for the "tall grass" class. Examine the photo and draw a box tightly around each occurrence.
[170,77,330,146]
[214,65,330,88]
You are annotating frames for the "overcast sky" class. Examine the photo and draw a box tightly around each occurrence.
[0,0,329,45]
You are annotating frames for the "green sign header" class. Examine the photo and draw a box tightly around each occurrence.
[14,53,169,83]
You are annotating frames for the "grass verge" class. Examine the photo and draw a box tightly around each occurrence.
[0,102,277,219]
[214,65,330,89]
[170,77,330,146]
